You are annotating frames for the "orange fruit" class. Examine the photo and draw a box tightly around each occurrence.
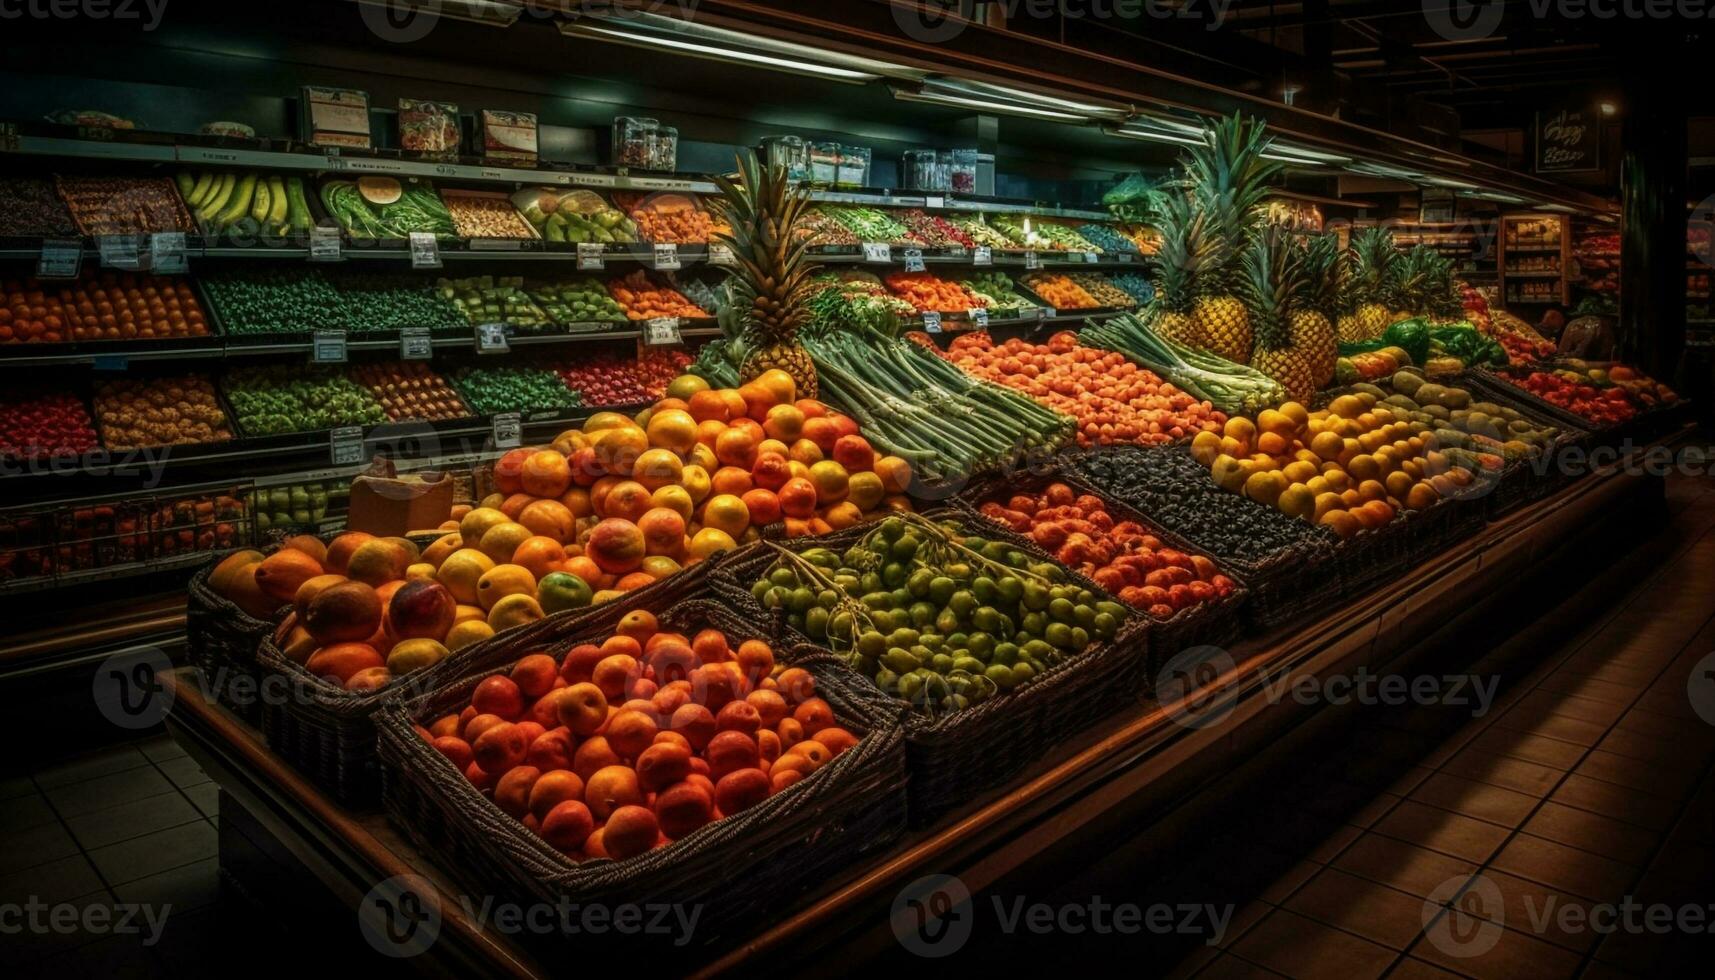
[821,501,864,530]
[512,536,568,581]
[632,448,684,491]
[637,508,688,556]
[650,484,694,520]
[874,456,912,494]
[679,465,712,504]
[762,404,806,443]
[787,438,823,466]
[778,477,818,519]
[737,382,778,421]
[715,427,758,468]
[558,486,593,520]
[741,489,782,526]
[601,481,654,523]
[716,388,749,422]
[520,450,572,498]
[807,460,849,505]
[646,409,698,455]
[755,369,797,406]
[687,389,730,424]
[518,500,576,544]
[254,548,325,603]
[699,494,750,539]
[710,465,753,497]
[595,425,649,475]
[688,528,738,561]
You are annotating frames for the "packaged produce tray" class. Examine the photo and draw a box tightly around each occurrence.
[254,545,710,808]
[710,512,1147,826]
[373,597,906,958]
[951,467,1248,672]
[1072,445,1339,631]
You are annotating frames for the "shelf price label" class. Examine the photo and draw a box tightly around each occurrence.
[491,412,522,449]
[1024,250,1042,270]
[902,247,926,273]
[973,246,992,266]
[576,242,606,271]
[399,327,433,360]
[968,307,989,328]
[409,231,442,269]
[311,329,348,364]
[475,322,510,354]
[925,196,946,209]
[1118,253,1134,263]
[652,242,681,271]
[707,243,736,267]
[921,311,943,334]
[643,317,682,346]
[329,426,365,466]
[309,225,343,262]
[37,239,83,279]
[151,232,189,274]
[862,242,892,264]
[98,234,142,270]
[1082,251,1099,264]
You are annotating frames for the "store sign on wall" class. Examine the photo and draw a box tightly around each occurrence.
[1534,107,1600,174]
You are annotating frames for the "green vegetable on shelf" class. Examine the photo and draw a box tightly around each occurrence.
[448,364,581,415]
[436,275,553,332]
[223,365,389,436]
[526,277,628,326]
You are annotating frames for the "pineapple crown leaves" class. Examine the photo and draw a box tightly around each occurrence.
[1145,181,1222,313]
[1348,226,1399,306]
[1302,232,1347,317]
[708,150,819,331]
[1181,113,1284,271]
[1239,221,1307,353]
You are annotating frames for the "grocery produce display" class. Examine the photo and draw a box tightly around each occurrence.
[612,191,711,244]
[93,375,235,450]
[442,191,538,240]
[176,170,315,239]
[511,188,641,245]
[555,349,691,407]
[0,389,99,460]
[944,331,1224,447]
[972,482,1238,620]
[437,276,553,332]
[896,209,976,249]
[1030,221,1103,253]
[448,364,581,416]
[987,214,1053,250]
[320,177,456,240]
[607,270,708,321]
[1337,318,1506,381]
[348,362,470,422]
[941,214,1014,250]
[1068,272,1138,309]
[54,175,196,236]
[805,272,917,335]
[200,267,465,336]
[1108,272,1155,305]
[797,207,861,248]
[251,479,342,534]
[420,620,857,858]
[1188,393,1488,540]
[1488,362,1677,427]
[223,365,389,436]
[1075,223,1139,255]
[751,513,1126,712]
[884,271,987,314]
[1083,314,1286,417]
[959,272,1039,314]
[1342,372,1562,463]
[0,177,79,238]
[1,272,209,344]
[1019,271,1100,310]
[526,278,628,326]
[817,205,914,246]
[147,491,248,563]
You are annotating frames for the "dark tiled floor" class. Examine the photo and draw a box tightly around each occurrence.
[0,733,217,976]
[1161,472,1715,977]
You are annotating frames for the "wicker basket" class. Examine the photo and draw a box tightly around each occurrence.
[951,468,1249,673]
[255,561,712,809]
[373,599,906,956]
[710,515,1148,826]
[184,559,286,725]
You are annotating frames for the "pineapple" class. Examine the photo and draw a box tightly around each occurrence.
[1242,223,1317,403]
[1143,182,1214,347]
[707,151,819,397]
[1339,227,1399,342]
[1182,114,1282,363]
[1295,233,1343,389]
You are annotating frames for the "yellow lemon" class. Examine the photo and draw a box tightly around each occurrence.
[436,549,494,606]
[475,563,537,611]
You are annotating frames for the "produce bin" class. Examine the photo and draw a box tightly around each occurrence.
[711,515,1147,827]
[184,559,286,725]
[373,598,906,958]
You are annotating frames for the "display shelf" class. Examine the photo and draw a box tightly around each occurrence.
[805,188,1111,222]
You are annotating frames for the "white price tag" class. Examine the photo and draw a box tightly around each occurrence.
[1118,253,1134,263]
[491,412,522,449]
[969,307,989,328]
[576,242,606,271]
[37,239,82,279]
[707,243,736,266]
[925,196,946,209]
[902,247,926,273]
[98,235,141,269]
[400,327,432,360]
[921,311,943,334]
[1083,251,1099,264]
[309,225,343,262]
[475,322,510,354]
[862,242,892,264]
[643,317,682,346]
[1025,250,1042,270]
[409,231,442,269]
[151,232,188,274]
[311,329,348,364]
[973,246,993,266]
[652,242,681,270]
[329,426,365,466]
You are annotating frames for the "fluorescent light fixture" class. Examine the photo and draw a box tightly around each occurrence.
[350,0,520,27]
[558,12,924,85]
[1105,112,1206,146]
[1106,125,1202,146]
[1539,203,1580,213]
[1473,191,1529,205]
[1421,176,1481,190]
[1346,161,1425,181]
[920,78,1132,120]
[1262,141,1352,166]
[891,85,1089,122]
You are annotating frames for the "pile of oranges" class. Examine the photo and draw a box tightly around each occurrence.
[607,270,708,321]
[0,273,208,344]
[1019,272,1099,310]
[884,271,988,314]
[614,192,713,245]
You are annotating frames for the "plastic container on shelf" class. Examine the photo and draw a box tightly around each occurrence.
[948,148,978,193]
[648,125,678,171]
[762,135,808,182]
[611,116,657,168]
[837,145,870,189]
[809,141,841,188]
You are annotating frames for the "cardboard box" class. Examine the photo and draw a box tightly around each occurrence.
[345,468,454,537]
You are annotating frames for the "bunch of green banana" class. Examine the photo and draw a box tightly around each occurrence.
[177,170,315,240]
